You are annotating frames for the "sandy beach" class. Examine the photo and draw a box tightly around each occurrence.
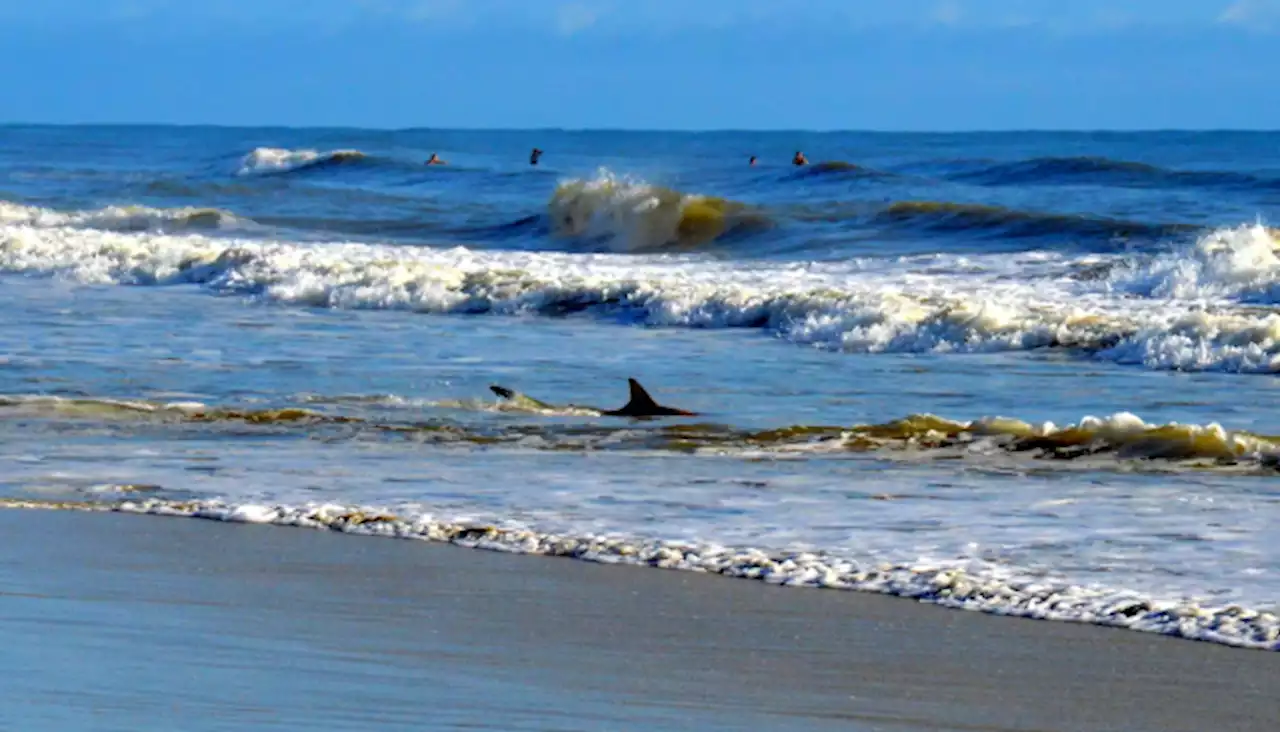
[0,509,1275,732]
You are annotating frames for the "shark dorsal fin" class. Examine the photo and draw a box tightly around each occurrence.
[607,378,696,417]
[622,378,661,414]
[490,379,695,417]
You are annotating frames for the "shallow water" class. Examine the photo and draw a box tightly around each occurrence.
[2,125,1279,649]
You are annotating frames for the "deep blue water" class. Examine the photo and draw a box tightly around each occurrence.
[2,125,1279,649]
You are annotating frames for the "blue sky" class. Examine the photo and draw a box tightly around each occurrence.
[1,0,1276,130]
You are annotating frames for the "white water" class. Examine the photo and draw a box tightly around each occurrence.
[235,146,365,176]
[4,200,1280,372]
[4,197,1280,653]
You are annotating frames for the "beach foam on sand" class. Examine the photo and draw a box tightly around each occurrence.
[1,509,1277,731]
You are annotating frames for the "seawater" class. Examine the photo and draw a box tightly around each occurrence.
[2,125,1279,649]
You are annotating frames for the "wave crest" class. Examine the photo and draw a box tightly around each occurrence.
[788,160,886,180]
[954,156,1163,186]
[548,170,771,251]
[1111,223,1280,303]
[236,147,368,177]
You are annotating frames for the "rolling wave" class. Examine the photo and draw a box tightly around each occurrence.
[787,161,889,180]
[950,155,1280,191]
[0,200,247,233]
[35,156,1215,258]
[5,200,1280,372]
[0,197,529,246]
[236,147,371,177]
[5,191,1189,256]
[233,146,501,178]
[541,172,1177,253]
[548,170,773,251]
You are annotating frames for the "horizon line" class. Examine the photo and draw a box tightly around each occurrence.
[2,121,1279,135]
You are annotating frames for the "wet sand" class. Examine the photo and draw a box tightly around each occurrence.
[0,509,1276,732]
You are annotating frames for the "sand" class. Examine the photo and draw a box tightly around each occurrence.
[0,509,1276,731]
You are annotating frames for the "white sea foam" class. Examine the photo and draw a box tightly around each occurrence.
[761,409,1280,463]
[0,200,244,233]
[1112,222,1280,303]
[2,497,1275,652]
[966,410,1280,460]
[4,200,1280,372]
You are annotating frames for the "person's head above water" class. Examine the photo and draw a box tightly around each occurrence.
[749,155,757,166]
[792,151,808,166]
[426,153,446,165]
[530,148,543,165]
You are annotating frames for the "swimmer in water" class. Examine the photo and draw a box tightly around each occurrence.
[530,148,543,165]
[749,155,757,166]
[792,151,808,166]
[425,153,447,165]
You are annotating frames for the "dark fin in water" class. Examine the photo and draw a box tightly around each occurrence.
[489,384,558,411]
[490,379,695,417]
[603,378,697,418]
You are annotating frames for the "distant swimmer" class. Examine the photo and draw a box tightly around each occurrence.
[792,151,808,166]
[425,153,447,165]
[749,155,757,166]
[530,148,544,165]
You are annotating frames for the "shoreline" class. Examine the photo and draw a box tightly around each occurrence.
[4,496,1276,654]
[1,506,1278,730]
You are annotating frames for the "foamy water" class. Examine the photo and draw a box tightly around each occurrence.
[4,199,1280,372]
[2,125,1279,652]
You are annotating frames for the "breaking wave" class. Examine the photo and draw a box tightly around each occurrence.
[235,147,371,177]
[548,170,773,251]
[232,147,492,178]
[0,200,247,233]
[541,173,1186,253]
[1,497,1275,652]
[5,201,1280,372]
[1110,222,1280,303]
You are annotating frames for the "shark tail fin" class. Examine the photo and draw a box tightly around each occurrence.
[489,384,558,411]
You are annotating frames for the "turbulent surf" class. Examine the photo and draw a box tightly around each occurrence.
[2,125,1279,653]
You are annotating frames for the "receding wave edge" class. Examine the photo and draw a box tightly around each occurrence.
[1,497,1275,652]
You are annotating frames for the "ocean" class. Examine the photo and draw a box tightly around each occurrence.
[2,124,1278,652]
